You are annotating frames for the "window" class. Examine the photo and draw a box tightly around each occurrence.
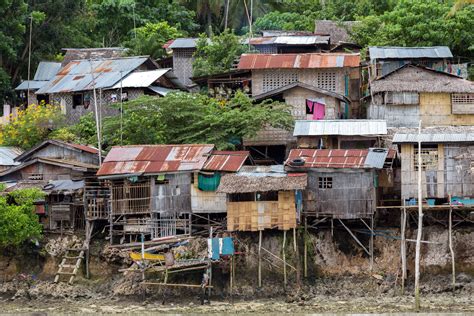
[262,71,298,92]
[318,177,333,189]
[315,72,336,91]
[256,191,278,201]
[385,92,419,105]
[452,93,474,114]
[414,146,438,171]
[72,93,84,108]
[28,173,43,180]
[37,94,49,104]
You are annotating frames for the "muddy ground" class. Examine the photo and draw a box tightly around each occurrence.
[1,226,473,314]
[1,273,473,314]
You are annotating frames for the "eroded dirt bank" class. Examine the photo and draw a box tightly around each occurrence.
[0,226,473,313]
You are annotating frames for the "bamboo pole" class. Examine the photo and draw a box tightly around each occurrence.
[449,195,455,290]
[304,217,308,278]
[370,214,374,271]
[258,229,262,287]
[401,201,407,294]
[229,256,233,297]
[283,230,287,287]
[414,120,423,310]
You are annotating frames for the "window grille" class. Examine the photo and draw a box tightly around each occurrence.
[173,49,194,58]
[315,72,336,91]
[385,92,419,105]
[262,71,298,92]
[414,147,438,171]
[318,177,333,189]
[452,93,474,114]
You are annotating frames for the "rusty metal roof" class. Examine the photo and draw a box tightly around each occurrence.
[202,151,249,172]
[237,53,360,70]
[36,57,150,94]
[286,148,396,169]
[97,144,215,177]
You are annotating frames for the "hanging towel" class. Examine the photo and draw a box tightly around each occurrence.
[306,98,326,120]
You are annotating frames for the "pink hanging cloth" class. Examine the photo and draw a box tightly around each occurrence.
[306,99,325,120]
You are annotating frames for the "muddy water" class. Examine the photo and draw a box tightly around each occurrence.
[2,294,473,314]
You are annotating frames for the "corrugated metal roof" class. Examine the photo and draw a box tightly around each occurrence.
[168,38,199,49]
[111,69,170,89]
[293,120,387,136]
[237,53,360,70]
[202,151,249,172]
[33,61,62,81]
[43,179,84,192]
[365,148,389,168]
[15,80,48,91]
[287,149,368,168]
[148,86,178,96]
[36,57,149,94]
[392,133,474,143]
[97,144,214,177]
[0,147,23,166]
[369,46,453,61]
[246,35,329,45]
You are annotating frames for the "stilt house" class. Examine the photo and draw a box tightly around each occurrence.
[217,165,307,231]
[96,145,248,243]
[393,128,474,203]
[286,148,396,219]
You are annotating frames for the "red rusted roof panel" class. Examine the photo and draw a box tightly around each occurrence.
[287,149,371,168]
[98,145,214,176]
[238,53,360,70]
[67,143,99,154]
[202,151,249,172]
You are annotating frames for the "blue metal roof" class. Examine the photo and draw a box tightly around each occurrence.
[33,61,61,81]
[36,57,149,94]
[15,80,48,91]
[369,46,453,61]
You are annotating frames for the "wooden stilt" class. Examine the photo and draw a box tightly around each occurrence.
[304,217,308,278]
[295,226,301,289]
[331,218,334,237]
[370,213,374,271]
[258,229,262,287]
[293,227,297,252]
[229,256,233,297]
[283,230,287,287]
[448,196,455,290]
[401,201,407,294]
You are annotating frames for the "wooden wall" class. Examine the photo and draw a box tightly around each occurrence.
[400,143,474,199]
[420,93,474,127]
[1,161,85,182]
[368,94,420,128]
[190,173,227,213]
[152,173,192,214]
[304,169,376,219]
[227,191,296,231]
[32,144,99,165]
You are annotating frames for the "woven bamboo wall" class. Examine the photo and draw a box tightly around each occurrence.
[227,191,296,231]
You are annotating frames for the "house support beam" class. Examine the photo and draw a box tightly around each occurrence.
[338,219,370,256]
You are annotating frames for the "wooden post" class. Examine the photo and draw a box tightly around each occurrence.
[295,226,301,289]
[85,220,90,279]
[401,201,407,294]
[258,229,262,287]
[448,195,455,290]
[283,230,287,287]
[304,216,308,278]
[229,256,233,297]
[414,120,424,310]
[370,213,374,271]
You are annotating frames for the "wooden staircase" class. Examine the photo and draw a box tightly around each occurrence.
[54,222,94,284]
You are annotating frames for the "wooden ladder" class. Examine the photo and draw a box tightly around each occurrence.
[54,222,94,284]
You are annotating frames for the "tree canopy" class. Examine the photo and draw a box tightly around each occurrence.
[0,186,44,247]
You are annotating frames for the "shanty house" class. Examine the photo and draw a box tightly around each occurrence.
[168,38,199,87]
[368,65,474,128]
[35,56,182,123]
[393,128,474,202]
[217,165,307,231]
[293,120,387,149]
[286,148,396,219]
[0,140,100,231]
[14,61,62,107]
[367,46,466,79]
[237,52,361,159]
[96,145,247,243]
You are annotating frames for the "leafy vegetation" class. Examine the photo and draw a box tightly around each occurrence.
[0,186,44,247]
[0,103,64,149]
[193,30,247,77]
[59,92,293,150]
